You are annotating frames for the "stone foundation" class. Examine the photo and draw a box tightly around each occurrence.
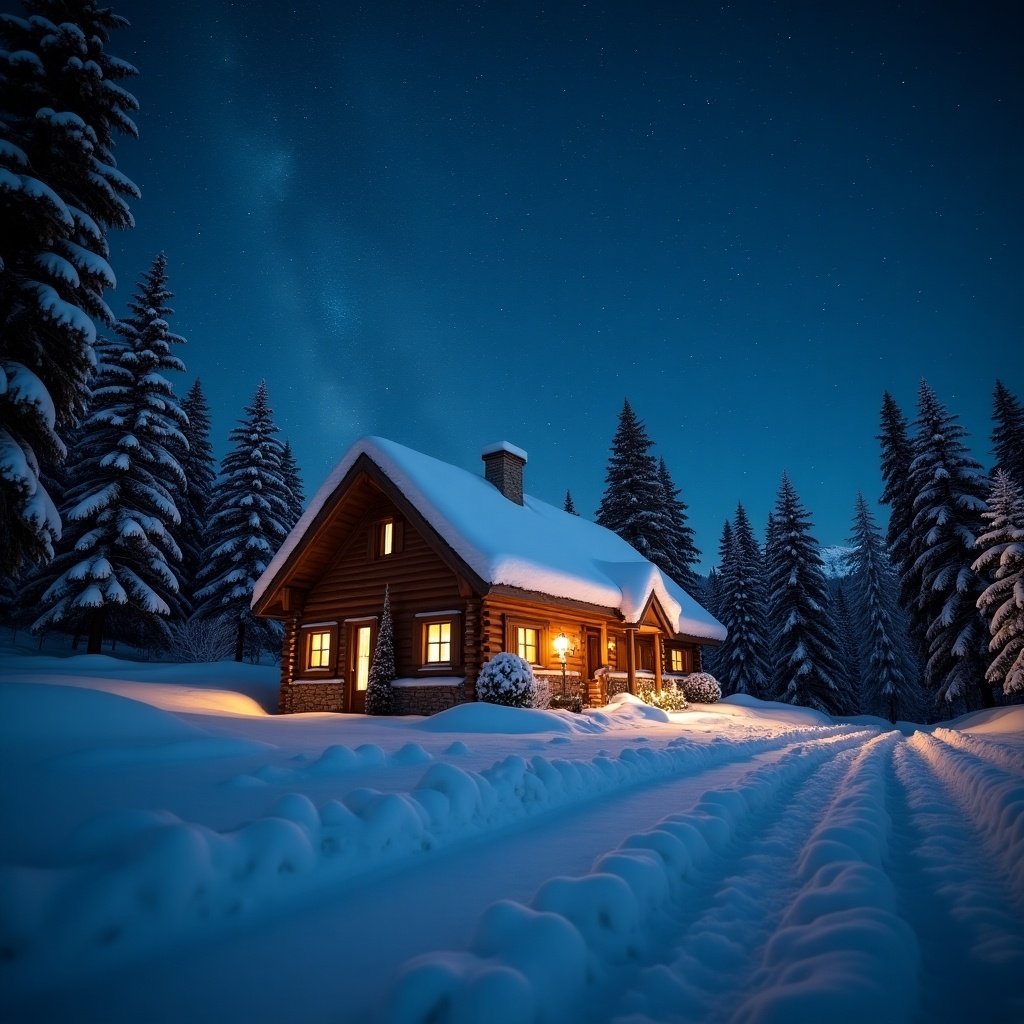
[392,683,466,716]
[281,681,345,713]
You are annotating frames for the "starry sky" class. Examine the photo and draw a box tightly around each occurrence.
[105,0,1022,569]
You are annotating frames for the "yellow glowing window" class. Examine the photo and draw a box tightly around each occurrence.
[670,649,684,672]
[516,626,539,664]
[425,621,452,663]
[380,520,393,556]
[308,630,332,669]
[355,626,372,691]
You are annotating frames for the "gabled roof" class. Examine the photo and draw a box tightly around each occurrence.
[252,436,726,642]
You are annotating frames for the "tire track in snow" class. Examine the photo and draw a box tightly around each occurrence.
[385,729,879,1024]
[890,737,1024,1023]
[607,734,867,1024]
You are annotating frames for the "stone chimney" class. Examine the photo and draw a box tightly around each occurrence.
[481,442,528,505]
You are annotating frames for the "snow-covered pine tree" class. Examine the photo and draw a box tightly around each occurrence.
[365,585,396,715]
[595,400,671,569]
[194,381,290,662]
[657,457,701,594]
[973,470,1024,698]
[279,439,305,533]
[991,381,1024,486]
[717,504,770,699]
[0,1,139,575]
[33,256,189,653]
[877,392,925,661]
[700,565,722,676]
[177,378,215,611]
[563,489,578,515]
[832,583,861,714]
[845,492,920,722]
[907,380,991,708]
[765,474,845,714]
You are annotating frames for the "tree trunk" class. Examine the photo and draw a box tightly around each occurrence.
[87,609,105,654]
[234,619,245,663]
[977,679,995,709]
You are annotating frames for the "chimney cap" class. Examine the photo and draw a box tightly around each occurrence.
[481,441,528,463]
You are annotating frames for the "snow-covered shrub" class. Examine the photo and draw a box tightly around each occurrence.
[476,653,536,708]
[549,692,584,714]
[682,671,722,704]
[636,678,689,712]
[165,616,235,663]
[531,672,553,709]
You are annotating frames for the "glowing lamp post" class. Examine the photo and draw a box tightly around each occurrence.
[554,631,570,695]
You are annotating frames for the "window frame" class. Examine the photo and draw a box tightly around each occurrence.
[506,618,546,666]
[667,645,691,674]
[371,516,403,559]
[417,611,461,670]
[299,622,339,675]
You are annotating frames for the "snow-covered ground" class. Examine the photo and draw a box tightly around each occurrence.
[0,648,1021,1023]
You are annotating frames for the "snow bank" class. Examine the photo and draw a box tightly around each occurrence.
[413,702,578,735]
[945,705,1024,737]
[0,651,279,714]
[718,693,834,727]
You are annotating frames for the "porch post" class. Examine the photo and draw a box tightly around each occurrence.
[654,633,663,694]
[626,627,636,694]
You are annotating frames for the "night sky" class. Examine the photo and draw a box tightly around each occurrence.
[106,0,1022,569]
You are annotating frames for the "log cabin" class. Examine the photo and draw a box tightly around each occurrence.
[252,437,726,715]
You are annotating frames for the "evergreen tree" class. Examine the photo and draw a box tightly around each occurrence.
[991,380,1024,485]
[595,400,671,569]
[365,585,396,715]
[907,380,991,707]
[563,489,578,515]
[832,583,861,714]
[657,457,701,594]
[877,392,924,660]
[279,439,305,532]
[33,257,188,652]
[0,1,139,574]
[700,566,722,676]
[973,470,1024,698]
[765,474,845,714]
[717,504,770,698]
[845,492,920,722]
[194,381,289,662]
[177,378,215,611]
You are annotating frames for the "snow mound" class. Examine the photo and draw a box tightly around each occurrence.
[0,683,267,763]
[0,651,279,714]
[413,703,577,735]
[718,693,832,727]
[604,692,671,724]
[944,705,1024,736]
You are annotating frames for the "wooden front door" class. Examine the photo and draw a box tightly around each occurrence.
[347,622,374,713]
[586,630,602,679]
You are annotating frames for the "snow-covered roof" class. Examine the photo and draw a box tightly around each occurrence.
[253,437,725,642]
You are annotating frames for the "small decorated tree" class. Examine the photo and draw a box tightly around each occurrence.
[366,586,396,715]
[476,652,536,708]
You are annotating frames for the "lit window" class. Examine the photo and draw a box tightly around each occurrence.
[424,621,452,664]
[517,626,540,664]
[670,648,686,673]
[308,630,332,670]
[380,519,393,556]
